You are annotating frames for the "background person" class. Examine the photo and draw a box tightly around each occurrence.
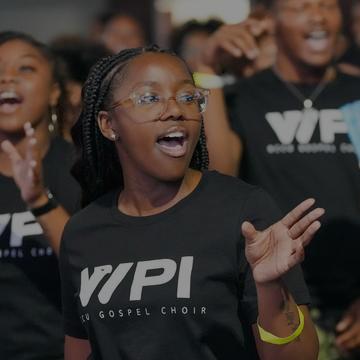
[195,0,360,358]
[0,31,79,359]
[51,36,110,142]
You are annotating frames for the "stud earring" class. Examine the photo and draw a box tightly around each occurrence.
[111,133,117,141]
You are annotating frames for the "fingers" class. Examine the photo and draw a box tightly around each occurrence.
[281,198,316,228]
[297,221,321,247]
[245,18,273,37]
[337,314,354,333]
[1,139,22,164]
[202,20,267,65]
[336,323,360,350]
[241,221,258,243]
[229,25,260,59]
[24,122,39,179]
[288,207,325,239]
[25,122,38,161]
[220,40,243,58]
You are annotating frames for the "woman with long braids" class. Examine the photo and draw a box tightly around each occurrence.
[61,45,321,360]
[0,32,79,358]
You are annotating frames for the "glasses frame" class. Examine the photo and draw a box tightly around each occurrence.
[108,87,210,115]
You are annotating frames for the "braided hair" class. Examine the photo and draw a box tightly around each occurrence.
[72,45,209,207]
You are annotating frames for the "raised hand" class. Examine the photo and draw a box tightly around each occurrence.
[1,122,46,206]
[199,18,273,71]
[242,199,324,284]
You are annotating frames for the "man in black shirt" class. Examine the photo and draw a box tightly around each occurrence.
[197,0,360,358]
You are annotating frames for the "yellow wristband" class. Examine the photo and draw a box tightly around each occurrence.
[257,305,305,345]
[193,72,223,89]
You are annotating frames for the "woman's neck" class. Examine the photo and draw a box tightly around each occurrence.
[274,52,335,84]
[118,168,202,217]
[0,121,51,177]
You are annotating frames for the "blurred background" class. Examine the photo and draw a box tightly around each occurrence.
[0,0,253,45]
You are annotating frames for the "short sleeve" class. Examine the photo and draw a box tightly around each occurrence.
[59,230,88,339]
[238,188,311,325]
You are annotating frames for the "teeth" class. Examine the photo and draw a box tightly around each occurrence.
[0,90,19,100]
[308,31,328,39]
[165,132,184,138]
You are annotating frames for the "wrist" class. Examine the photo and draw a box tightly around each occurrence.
[26,191,49,209]
[255,279,283,289]
[194,63,218,74]
[28,189,59,217]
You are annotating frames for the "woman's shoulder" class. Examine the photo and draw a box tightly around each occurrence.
[63,190,117,235]
[204,170,259,195]
[204,171,279,216]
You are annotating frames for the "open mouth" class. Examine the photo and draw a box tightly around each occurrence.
[156,129,189,158]
[304,30,331,52]
[0,90,23,114]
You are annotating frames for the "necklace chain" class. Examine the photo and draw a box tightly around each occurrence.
[272,67,332,109]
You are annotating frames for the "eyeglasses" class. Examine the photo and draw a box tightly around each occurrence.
[108,87,210,122]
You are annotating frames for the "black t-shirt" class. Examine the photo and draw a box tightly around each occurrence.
[0,137,80,359]
[339,44,360,67]
[60,171,309,360]
[230,69,360,311]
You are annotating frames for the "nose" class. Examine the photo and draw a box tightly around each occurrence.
[0,67,18,84]
[158,97,183,121]
[308,4,326,25]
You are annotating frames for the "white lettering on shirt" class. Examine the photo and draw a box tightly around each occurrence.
[266,109,347,145]
[79,256,194,307]
[0,211,43,248]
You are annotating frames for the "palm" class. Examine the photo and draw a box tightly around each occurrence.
[11,154,42,202]
[1,123,44,204]
[243,199,324,284]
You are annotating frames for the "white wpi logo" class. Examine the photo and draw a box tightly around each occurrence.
[266,109,347,144]
[79,256,194,307]
[0,212,42,247]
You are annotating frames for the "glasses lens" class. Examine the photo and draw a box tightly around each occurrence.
[195,89,208,113]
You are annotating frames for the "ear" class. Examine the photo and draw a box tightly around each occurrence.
[97,110,117,141]
[50,82,61,107]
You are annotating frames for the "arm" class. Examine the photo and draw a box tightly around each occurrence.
[252,287,318,360]
[29,194,70,255]
[200,66,242,176]
[196,19,272,175]
[1,122,71,255]
[242,198,324,360]
[65,335,91,360]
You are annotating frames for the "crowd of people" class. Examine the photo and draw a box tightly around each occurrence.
[0,0,359,359]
